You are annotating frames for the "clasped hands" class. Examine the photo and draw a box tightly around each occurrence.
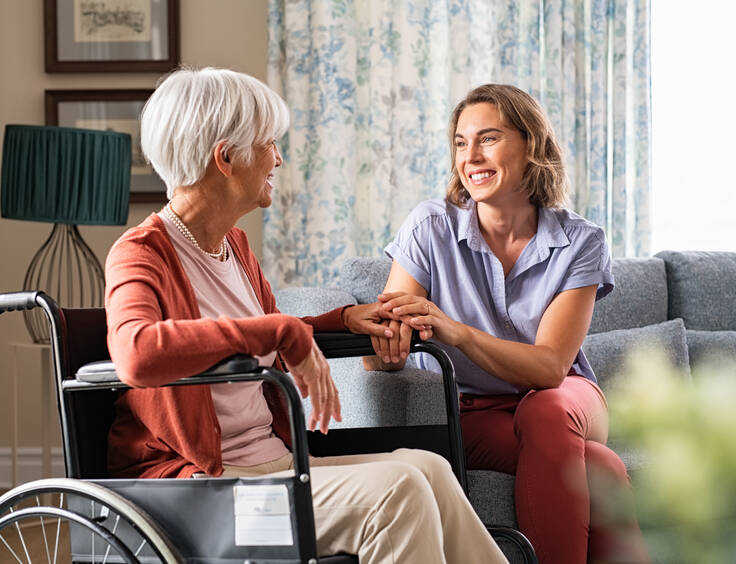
[287,294,455,435]
[369,292,463,365]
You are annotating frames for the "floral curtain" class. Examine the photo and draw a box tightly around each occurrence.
[265,0,651,288]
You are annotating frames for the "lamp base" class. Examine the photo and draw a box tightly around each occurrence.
[23,223,104,343]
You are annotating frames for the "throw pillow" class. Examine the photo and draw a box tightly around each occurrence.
[583,318,691,393]
[686,330,736,369]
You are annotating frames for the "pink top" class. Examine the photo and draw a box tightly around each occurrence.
[160,213,289,467]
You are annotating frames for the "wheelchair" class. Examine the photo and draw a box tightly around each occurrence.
[0,291,536,563]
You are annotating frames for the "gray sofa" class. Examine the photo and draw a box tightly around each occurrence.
[275,250,736,561]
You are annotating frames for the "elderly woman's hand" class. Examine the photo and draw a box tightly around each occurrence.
[287,339,341,434]
[341,302,397,338]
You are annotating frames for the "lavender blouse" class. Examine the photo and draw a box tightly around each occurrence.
[385,199,614,395]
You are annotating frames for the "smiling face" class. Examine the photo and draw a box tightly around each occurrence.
[453,103,529,207]
[231,139,282,210]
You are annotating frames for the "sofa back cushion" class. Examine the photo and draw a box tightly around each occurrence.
[274,287,357,317]
[588,257,668,334]
[339,256,392,304]
[655,250,736,331]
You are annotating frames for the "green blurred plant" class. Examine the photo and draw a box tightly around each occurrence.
[607,350,736,564]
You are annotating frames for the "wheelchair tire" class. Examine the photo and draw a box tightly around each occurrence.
[0,478,183,563]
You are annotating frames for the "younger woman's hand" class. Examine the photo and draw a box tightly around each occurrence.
[379,293,463,346]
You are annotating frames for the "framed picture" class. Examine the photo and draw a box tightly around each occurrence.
[45,89,165,204]
[44,0,179,72]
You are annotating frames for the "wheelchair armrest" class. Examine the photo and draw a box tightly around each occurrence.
[199,354,260,375]
[75,361,122,383]
[74,354,262,386]
[71,354,312,477]
[314,331,420,358]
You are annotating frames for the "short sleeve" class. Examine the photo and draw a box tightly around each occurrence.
[384,205,435,292]
[558,226,614,300]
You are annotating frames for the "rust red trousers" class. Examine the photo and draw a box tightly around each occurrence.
[460,375,650,564]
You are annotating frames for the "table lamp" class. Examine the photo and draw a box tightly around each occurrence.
[1,124,131,343]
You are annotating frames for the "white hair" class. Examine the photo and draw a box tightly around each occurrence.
[140,67,290,198]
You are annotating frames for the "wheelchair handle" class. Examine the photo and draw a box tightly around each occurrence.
[0,291,43,314]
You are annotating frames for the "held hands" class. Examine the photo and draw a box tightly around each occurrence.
[368,291,431,366]
[286,339,341,434]
[378,292,464,347]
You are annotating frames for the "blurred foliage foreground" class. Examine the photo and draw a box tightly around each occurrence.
[607,351,736,563]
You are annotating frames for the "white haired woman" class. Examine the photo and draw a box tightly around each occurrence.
[105,67,507,564]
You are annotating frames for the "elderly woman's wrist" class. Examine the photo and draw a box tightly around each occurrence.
[280,315,313,366]
[339,304,354,328]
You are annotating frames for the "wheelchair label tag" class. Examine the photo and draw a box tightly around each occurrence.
[233,485,293,546]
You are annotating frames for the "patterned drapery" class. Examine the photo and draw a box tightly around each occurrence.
[265,0,651,288]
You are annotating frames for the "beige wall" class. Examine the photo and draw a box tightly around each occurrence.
[0,0,270,454]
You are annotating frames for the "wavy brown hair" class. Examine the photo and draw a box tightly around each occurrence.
[446,84,568,208]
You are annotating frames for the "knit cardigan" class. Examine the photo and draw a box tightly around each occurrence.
[105,213,345,478]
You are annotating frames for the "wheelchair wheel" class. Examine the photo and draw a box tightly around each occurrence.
[0,478,182,563]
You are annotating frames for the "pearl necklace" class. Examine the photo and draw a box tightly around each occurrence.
[164,203,228,261]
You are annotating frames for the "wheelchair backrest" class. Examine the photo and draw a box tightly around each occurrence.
[55,307,117,479]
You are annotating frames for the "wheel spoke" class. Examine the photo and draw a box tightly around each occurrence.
[90,500,96,561]
[102,514,120,564]
[35,495,53,564]
[135,537,148,557]
[53,493,63,564]
[9,508,31,564]
[0,532,25,564]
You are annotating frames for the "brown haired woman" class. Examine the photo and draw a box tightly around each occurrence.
[367,84,650,564]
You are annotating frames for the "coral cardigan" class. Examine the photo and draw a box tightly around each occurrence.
[105,213,345,478]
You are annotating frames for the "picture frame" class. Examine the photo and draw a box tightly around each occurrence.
[45,89,166,204]
[44,0,179,72]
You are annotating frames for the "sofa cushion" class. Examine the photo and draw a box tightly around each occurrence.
[339,256,392,304]
[583,318,691,392]
[686,330,736,369]
[274,287,357,317]
[302,357,445,428]
[655,250,736,331]
[467,470,517,527]
[588,257,668,334]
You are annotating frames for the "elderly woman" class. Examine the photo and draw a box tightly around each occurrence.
[105,68,507,564]
[369,84,650,564]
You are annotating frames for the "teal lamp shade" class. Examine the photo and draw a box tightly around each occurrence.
[1,124,131,225]
[1,124,132,342]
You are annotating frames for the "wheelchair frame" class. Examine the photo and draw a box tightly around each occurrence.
[0,291,537,563]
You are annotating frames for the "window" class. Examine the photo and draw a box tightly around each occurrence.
[651,0,736,253]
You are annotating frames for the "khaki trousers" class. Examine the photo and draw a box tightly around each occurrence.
[221,448,507,564]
